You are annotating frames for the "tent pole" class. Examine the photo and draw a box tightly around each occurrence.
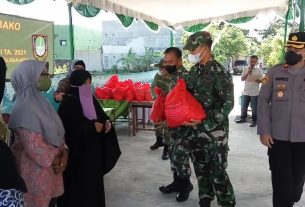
[68,3,75,60]
[170,30,174,47]
[300,0,305,32]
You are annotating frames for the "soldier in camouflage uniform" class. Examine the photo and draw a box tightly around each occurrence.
[171,31,236,207]
[149,47,193,200]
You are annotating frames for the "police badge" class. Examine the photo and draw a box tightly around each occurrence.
[277,91,284,98]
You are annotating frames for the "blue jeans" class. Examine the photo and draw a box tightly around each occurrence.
[240,95,258,122]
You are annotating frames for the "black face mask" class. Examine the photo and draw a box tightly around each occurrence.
[164,65,177,74]
[285,50,303,65]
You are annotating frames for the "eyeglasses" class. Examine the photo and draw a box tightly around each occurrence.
[40,72,54,78]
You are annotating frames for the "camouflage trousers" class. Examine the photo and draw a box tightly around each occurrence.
[171,128,236,206]
[154,122,174,146]
[154,122,191,176]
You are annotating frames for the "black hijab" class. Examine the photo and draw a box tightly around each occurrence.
[0,57,27,192]
[0,57,6,102]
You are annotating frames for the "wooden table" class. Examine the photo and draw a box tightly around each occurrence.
[128,101,154,136]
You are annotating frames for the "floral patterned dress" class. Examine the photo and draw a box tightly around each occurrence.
[11,128,64,207]
[0,189,24,207]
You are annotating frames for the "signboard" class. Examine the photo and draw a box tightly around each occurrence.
[0,13,54,78]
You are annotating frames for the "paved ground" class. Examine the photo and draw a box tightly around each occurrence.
[104,76,305,207]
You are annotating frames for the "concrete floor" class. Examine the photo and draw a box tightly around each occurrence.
[104,76,305,207]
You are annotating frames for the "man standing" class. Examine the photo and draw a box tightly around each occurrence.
[258,32,305,207]
[150,47,193,201]
[174,31,235,207]
[236,55,263,127]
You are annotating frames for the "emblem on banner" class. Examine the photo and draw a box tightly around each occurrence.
[32,35,48,61]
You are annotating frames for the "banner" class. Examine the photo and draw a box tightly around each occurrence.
[0,13,54,78]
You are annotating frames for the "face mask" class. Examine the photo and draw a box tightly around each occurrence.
[78,83,97,120]
[285,51,303,65]
[187,47,206,64]
[164,65,177,74]
[37,77,51,91]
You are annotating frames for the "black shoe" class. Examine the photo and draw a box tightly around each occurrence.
[235,118,246,123]
[150,136,164,150]
[200,198,211,207]
[176,183,193,202]
[162,145,169,160]
[176,177,193,202]
[159,172,177,194]
[159,182,177,193]
[250,122,256,127]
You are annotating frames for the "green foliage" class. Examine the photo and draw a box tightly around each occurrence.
[212,25,249,62]
[259,35,284,67]
[117,47,160,72]
[259,18,285,39]
[258,18,286,68]
[117,48,139,71]
[140,47,160,71]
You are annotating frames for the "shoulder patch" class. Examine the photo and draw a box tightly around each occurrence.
[261,75,270,85]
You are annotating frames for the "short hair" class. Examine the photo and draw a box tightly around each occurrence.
[164,47,182,58]
[203,39,213,49]
[250,55,258,60]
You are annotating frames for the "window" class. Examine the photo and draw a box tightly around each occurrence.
[59,40,67,46]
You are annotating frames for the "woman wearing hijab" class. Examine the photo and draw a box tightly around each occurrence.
[57,69,121,207]
[54,59,86,102]
[8,60,68,207]
[0,57,27,207]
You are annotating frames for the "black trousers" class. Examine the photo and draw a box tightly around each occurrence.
[268,139,305,207]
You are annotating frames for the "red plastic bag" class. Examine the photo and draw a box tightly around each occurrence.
[95,87,113,99]
[104,75,119,89]
[150,87,166,122]
[165,79,207,128]
[145,90,153,101]
[143,83,153,101]
[134,82,146,101]
[126,87,135,102]
[112,86,127,101]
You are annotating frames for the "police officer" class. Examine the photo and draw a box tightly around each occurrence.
[258,32,305,207]
[172,31,236,207]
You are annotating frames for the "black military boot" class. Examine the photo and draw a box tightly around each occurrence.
[150,136,164,150]
[176,177,193,202]
[159,172,177,193]
[200,198,211,207]
[161,145,169,160]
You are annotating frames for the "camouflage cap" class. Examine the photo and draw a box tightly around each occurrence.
[151,58,164,68]
[284,32,305,49]
[183,31,212,51]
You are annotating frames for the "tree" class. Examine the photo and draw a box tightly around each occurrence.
[211,24,249,63]
[117,48,139,71]
[259,18,286,39]
[258,17,286,68]
[259,34,284,67]
[140,47,160,71]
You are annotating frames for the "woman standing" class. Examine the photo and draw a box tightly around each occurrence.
[0,57,27,207]
[8,60,67,207]
[57,69,121,207]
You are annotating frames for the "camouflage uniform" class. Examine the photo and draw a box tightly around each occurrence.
[173,31,236,206]
[151,67,191,175]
